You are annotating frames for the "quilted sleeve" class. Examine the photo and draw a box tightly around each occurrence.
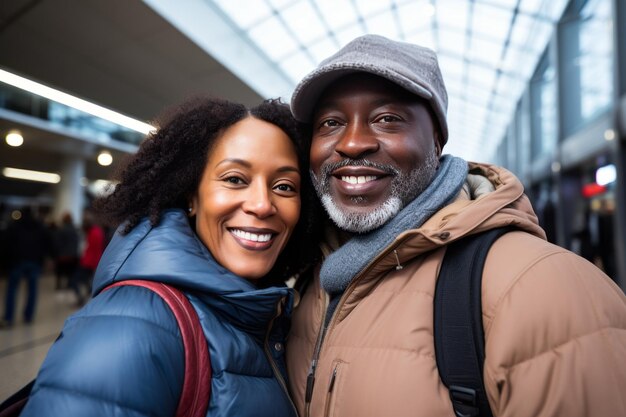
[483,241,626,417]
[20,285,185,417]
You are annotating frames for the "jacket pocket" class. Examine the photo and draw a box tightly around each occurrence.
[324,360,348,417]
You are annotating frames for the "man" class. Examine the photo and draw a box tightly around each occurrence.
[1,207,51,328]
[286,34,626,417]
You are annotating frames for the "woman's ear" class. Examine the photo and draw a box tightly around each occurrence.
[188,197,197,217]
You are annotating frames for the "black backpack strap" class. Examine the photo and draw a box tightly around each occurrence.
[434,227,512,417]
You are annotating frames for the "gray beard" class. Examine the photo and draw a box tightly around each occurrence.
[311,149,439,233]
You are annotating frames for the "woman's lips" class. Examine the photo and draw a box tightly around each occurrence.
[228,228,276,251]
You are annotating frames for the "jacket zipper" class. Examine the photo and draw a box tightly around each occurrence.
[264,297,299,416]
[323,363,341,417]
[304,292,329,417]
[303,239,408,416]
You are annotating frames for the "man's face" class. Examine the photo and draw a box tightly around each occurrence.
[310,73,440,233]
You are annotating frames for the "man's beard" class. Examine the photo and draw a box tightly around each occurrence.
[311,149,439,234]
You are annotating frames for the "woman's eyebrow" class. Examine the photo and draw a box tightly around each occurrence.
[216,159,299,174]
[277,166,300,174]
[215,158,251,168]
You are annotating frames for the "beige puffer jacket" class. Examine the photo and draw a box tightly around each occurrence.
[286,162,626,417]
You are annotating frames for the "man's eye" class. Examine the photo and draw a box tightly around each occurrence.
[379,115,400,123]
[321,119,340,127]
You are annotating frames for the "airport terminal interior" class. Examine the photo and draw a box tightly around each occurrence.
[1,0,625,399]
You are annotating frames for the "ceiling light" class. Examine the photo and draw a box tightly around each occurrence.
[6,130,24,147]
[604,129,615,141]
[0,68,156,135]
[97,151,113,166]
[2,167,61,183]
[596,164,616,186]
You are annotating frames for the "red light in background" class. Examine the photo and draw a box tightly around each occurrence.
[582,183,606,198]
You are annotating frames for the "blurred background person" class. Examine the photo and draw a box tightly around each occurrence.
[68,209,105,306]
[0,207,52,328]
[51,212,79,291]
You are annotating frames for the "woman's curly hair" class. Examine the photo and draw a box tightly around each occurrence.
[95,96,321,286]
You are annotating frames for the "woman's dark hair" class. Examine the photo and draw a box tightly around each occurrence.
[95,96,321,286]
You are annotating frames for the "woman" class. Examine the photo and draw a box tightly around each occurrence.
[20,98,320,417]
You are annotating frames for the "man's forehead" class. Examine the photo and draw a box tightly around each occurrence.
[314,73,425,113]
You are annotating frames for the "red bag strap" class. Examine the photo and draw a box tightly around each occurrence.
[104,280,211,417]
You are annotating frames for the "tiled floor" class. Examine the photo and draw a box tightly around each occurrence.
[0,273,79,399]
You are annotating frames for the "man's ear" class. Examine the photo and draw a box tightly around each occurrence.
[433,130,442,157]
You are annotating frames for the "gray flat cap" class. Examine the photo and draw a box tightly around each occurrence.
[291,34,449,145]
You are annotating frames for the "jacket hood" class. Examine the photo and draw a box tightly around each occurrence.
[93,209,293,329]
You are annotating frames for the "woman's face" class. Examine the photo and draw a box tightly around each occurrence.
[191,117,301,281]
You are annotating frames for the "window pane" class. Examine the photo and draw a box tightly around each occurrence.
[560,0,614,136]
[579,0,613,120]
[531,58,557,158]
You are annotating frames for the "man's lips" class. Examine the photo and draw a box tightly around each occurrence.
[332,166,389,185]
[331,166,390,187]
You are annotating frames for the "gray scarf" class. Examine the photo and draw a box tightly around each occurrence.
[320,155,468,323]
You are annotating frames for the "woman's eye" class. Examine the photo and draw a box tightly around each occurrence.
[224,176,245,185]
[275,183,295,192]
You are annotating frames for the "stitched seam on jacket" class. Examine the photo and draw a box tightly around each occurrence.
[318,344,436,358]
[484,248,566,326]
[502,326,625,370]
[34,382,156,415]
[65,288,180,336]
[65,312,180,338]
[576,271,626,412]
[363,288,434,299]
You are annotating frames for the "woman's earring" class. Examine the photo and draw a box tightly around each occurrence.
[187,206,193,216]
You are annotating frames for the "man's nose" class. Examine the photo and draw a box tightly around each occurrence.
[334,122,379,159]
[241,182,277,218]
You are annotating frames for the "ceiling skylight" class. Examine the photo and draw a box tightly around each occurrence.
[145,0,569,161]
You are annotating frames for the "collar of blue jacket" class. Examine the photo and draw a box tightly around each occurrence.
[93,209,294,335]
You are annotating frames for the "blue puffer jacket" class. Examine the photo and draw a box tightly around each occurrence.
[21,210,297,417]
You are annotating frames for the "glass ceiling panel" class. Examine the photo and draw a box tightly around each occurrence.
[438,29,466,56]
[335,23,366,46]
[280,49,314,83]
[247,16,300,61]
[159,0,571,161]
[397,1,437,36]
[267,0,294,9]
[472,3,513,40]
[436,1,468,31]
[469,36,503,67]
[354,0,394,16]
[213,0,273,28]
[308,37,341,63]
[312,0,356,29]
[280,2,327,44]
[404,30,435,51]
[365,10,400,39]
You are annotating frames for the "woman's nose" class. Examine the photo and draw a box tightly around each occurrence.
[334,123,379,159]
[241,182,277,218]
